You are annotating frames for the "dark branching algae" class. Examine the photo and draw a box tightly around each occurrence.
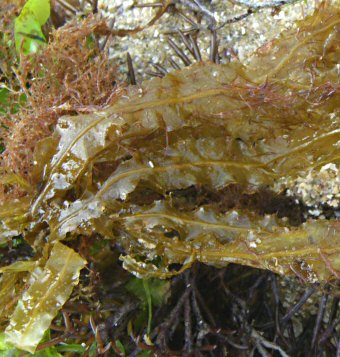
[0,3,339,353]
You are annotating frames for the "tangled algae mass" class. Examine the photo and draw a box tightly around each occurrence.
[0,3,339,353]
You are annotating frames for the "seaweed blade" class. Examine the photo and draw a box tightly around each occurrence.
[4,242,86,353]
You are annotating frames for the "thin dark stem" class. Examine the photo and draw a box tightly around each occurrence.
[176,9,199,28]
[232,0,300,9]
[92,0,98,13]
[189,33,202,62]
[133,2,164,8]
[127,52,137,85]
[271,274,283,339]
[168,38,192,66]
[214,9,253,31]
[282,286,317,326]
[177,30,196,58]
[194,286,216,327]
[328,296,339,328]
[154,286,191,349]
[209,30,218,63]
[99,17,115,51]
[311,291,329,350]
[152,63,168,75]
[184,273,193,354]
[146,71,164,78]
[258,285,317,330]
[169,57,181,70]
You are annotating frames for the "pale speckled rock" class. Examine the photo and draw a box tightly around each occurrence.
[98,0,317,76]
[283,164,340,217]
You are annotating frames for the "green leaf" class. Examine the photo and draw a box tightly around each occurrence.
[32,330,63,357]
[22,0,50,25]
[144,279,154,335]
[0,88,26,115]
[56,344,86,353]
[127,278,166,307]
[115,340,126,356]
[130,277,171,310]
[5,242,86,353]
[126,277,169,336]
[0,331,63,356]
[0,332,14,350]
[88,342,97,357]
[33,348,63,357]
[14,0,50,55]
[0,88,10,114]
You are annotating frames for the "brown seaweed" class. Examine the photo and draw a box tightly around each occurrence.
[25,4,339,279]
[4,242,86,353]
[0,3,339,352]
